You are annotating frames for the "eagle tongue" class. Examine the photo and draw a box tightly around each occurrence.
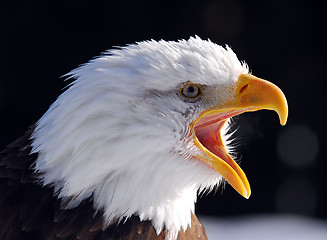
[194,120,236,171]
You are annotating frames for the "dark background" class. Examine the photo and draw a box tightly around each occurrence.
[1,0,326,220]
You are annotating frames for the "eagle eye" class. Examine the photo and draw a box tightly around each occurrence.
[180,82,201,99]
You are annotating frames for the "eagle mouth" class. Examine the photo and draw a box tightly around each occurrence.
[194,109,248,169]
[190,74,288,199]
[192,108,251,198]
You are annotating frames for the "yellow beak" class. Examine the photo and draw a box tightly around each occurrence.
[192,74,288,198]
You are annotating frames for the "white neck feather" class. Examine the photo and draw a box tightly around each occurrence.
[31,89,222,238]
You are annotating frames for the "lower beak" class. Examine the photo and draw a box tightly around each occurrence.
[192,74,288,198]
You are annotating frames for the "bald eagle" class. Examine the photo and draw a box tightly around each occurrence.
[0,37,288,240]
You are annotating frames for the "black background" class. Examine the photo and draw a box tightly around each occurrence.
[1,0,326,220]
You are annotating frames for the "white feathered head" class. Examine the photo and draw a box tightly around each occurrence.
[31,36,288,239]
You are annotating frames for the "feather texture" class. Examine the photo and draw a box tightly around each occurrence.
[0,127,207,239]
[1,36,249,239]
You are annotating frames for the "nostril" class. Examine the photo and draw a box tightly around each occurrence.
[240,84,249,95]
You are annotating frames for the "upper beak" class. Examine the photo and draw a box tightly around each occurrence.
[192,74,288,198]
[236,74,288,126]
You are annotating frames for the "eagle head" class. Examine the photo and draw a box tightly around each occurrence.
[31,36,288,239]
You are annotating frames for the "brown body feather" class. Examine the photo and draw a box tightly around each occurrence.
[0,127,207,240]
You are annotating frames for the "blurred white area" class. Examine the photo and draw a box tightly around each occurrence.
[200,214,327,240]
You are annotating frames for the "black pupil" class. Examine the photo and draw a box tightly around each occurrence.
[187,86,195,93]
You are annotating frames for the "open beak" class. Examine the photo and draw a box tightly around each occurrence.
[192,74,288,198]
